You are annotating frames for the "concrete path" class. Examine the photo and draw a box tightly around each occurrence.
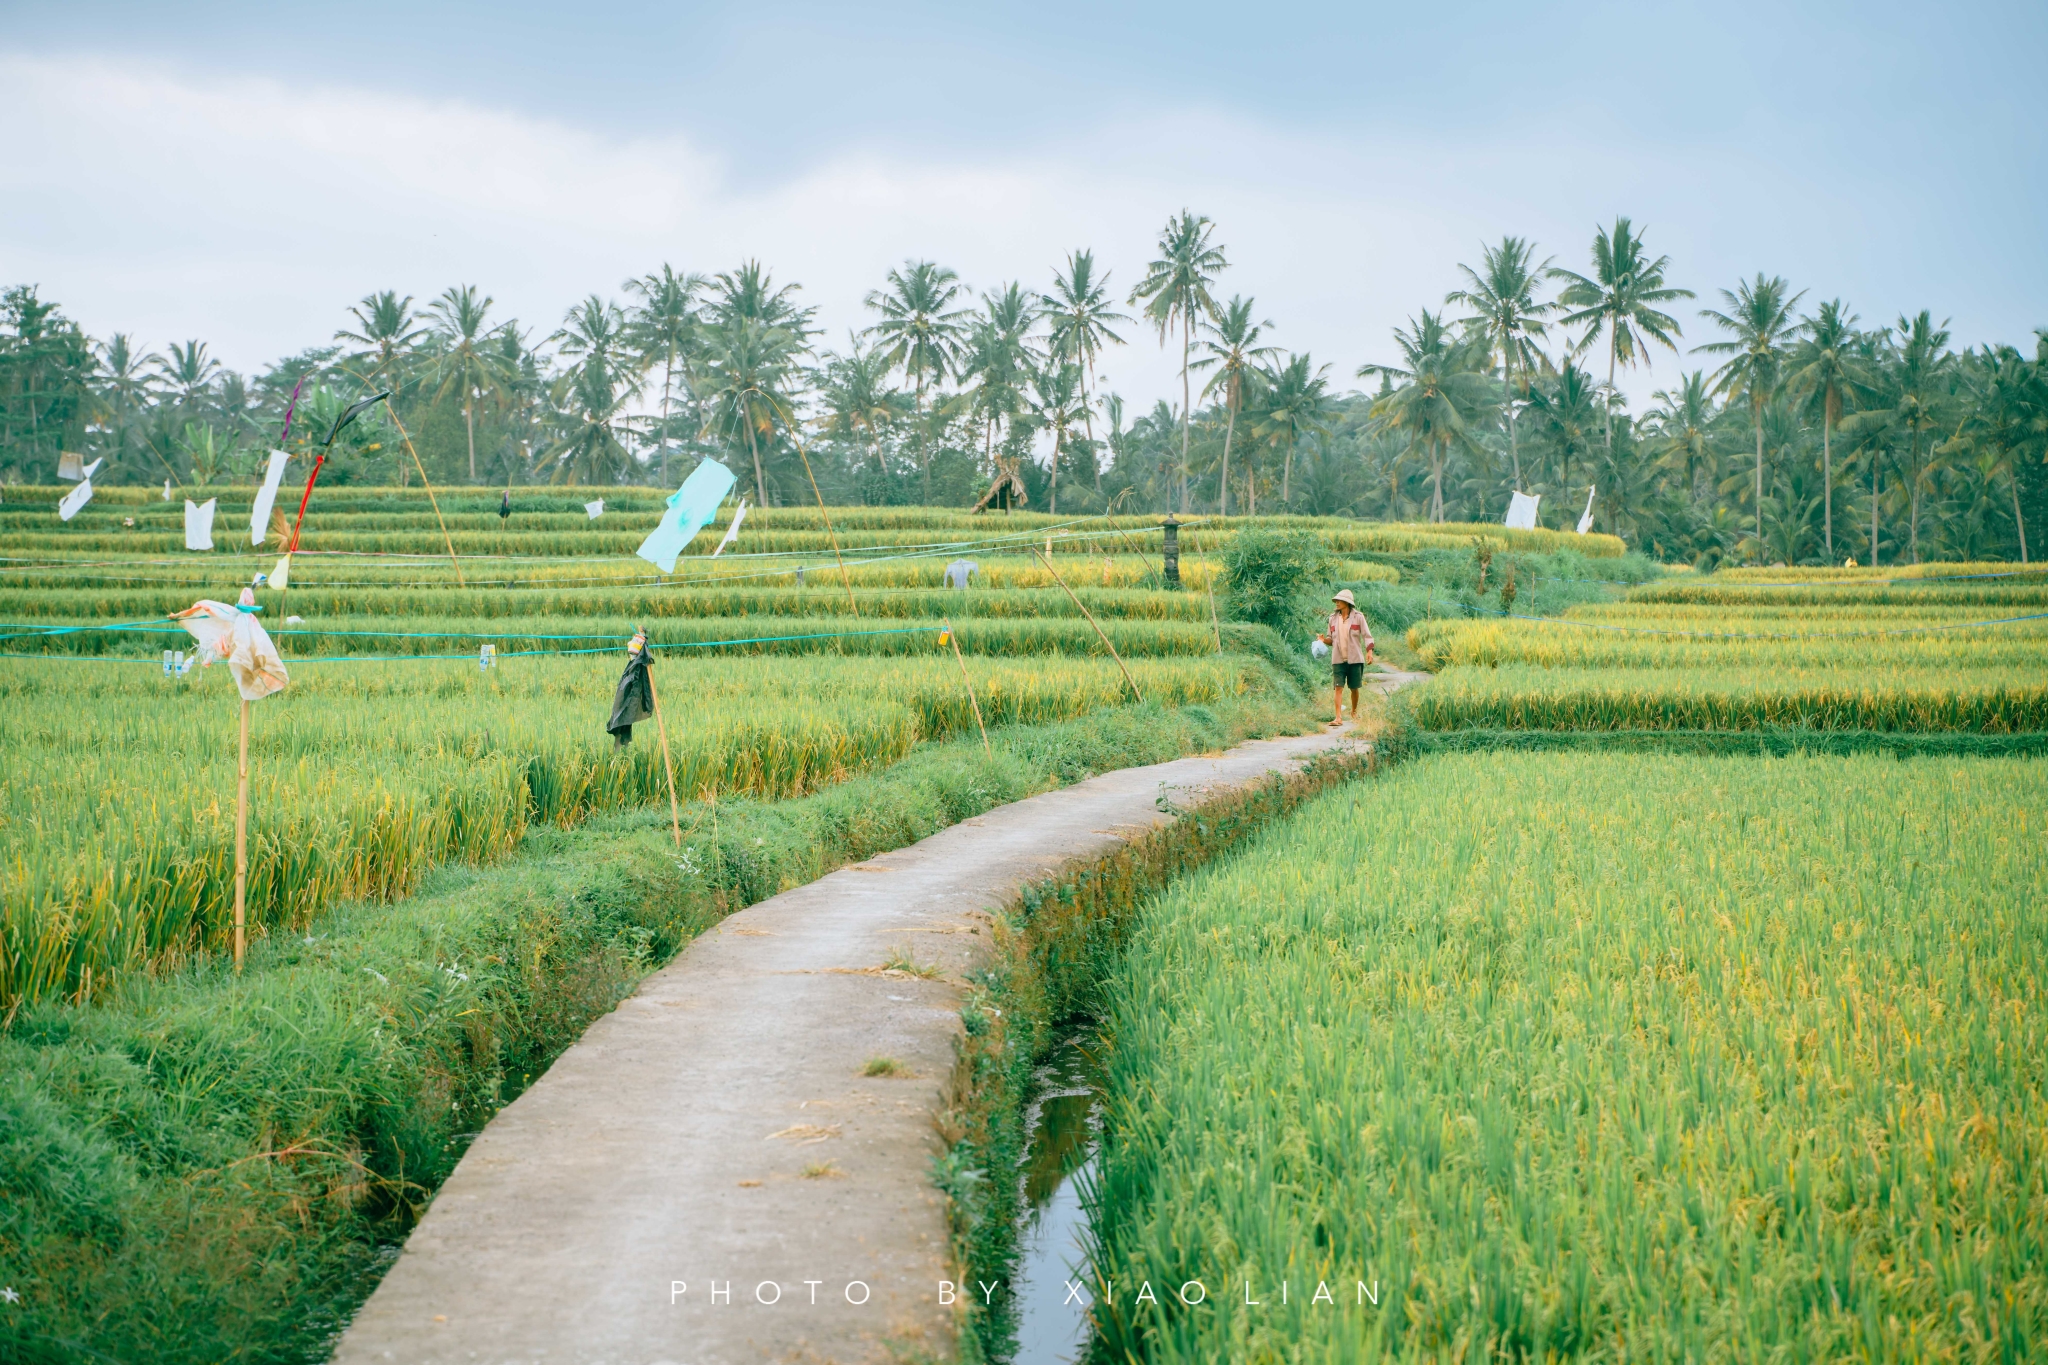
[333,722,1381,1365]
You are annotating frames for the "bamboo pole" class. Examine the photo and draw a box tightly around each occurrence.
[1206,577,1224,654]
[1035,548,1142,703]
[646,661,684,848]
[235,697,249,972]
[943,619,991,757]
[381,400,464,586]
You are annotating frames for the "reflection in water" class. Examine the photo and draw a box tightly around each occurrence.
[1011,1035,1102,1365]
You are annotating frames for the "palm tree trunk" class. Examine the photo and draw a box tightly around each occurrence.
[1909,450,1922,564]
[745,415,767,504]
[1871,451,1881,566]
[1179,314,1193,514]
[1084,359,1102,492]
[1604,328,1617,457]
[466,398,477,482]
[1753,400,1764,562]
[1049,430,1059,515]
[1282,440,1293,506]
[1219,396,1237,517]
[1431,442,1445,523]
[659,353,675,486]
[916,373,930,503]
[1505,349,1522,488]
[2010,460,2030,563]
[1822,407,1832,559]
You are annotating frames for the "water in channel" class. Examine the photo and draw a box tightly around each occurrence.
[1009,1033,1104,1365]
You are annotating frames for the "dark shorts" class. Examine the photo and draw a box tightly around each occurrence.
[1333,660,1365,689]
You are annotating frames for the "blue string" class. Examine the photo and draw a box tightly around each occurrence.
[0,622,939,664]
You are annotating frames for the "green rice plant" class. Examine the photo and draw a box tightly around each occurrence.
[0,583,1218,625]
[2,612,1240,660]
[1629,579,2048,609]
[0,652,1266,1005]
[1088,752,2048,1361]
[1405,663,2048,732]
[1408,615,2048,671]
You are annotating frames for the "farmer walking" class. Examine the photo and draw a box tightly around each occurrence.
[1318,588,1374,727]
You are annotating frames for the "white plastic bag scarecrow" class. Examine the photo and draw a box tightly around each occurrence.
[172,589,289,701]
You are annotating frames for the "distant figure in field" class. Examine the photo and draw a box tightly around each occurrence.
[1318,588,1374,727]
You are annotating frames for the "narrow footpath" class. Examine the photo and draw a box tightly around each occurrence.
[333,687,1416,1365]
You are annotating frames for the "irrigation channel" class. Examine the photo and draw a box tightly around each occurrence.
[1011,1034,1106,1364]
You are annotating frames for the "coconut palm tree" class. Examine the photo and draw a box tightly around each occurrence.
[92,334,159,477]
[1784,299,1864,558]
[624,265,708,486]
[961,284,1042,473]
[865,260,971,502]
[428,285,510,482]
[1129,210,1228,512]
[1523,362,1603,501]
[1362,312,1495,522]
[700,316,806,503]
[1189,297,1279,515]
[1885,311,1957,563]
[709,260,814,332]
[1552,218,1693,458]
[1042,250,1130,493]
[813,334,909,473]
[334,291,428,387]
[1644,372,1719,503]
[1696,275,1805,558]
[1954,344,2045,561]
[1027,360,1089,514]
[1446,236,1556,488]
[546,361,633,485]
[156,340,221,413]
[1249,353,1335,507]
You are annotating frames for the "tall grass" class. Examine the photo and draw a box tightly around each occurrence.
[1088,752,2048,1361]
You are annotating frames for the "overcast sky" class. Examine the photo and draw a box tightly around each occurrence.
[3,0,2043,414]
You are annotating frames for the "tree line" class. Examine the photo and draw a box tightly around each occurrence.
[2,212,2042,564]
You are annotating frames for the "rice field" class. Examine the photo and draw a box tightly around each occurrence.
[1086,751,2048,1361]
[0,646,1268,1006]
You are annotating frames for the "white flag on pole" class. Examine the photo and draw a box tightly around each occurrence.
[250,450,290,545]
[585,499,605,519]
[185,498,217,550]
[711,497,749,557]
[1576,486,1596,535]
[1504,491,1540,530]
[163,479,173,501]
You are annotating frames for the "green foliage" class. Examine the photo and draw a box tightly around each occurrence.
[1218,526,1332,638]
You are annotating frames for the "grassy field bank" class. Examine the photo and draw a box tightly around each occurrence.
[0,692,1318,1365]
[1087,751,2048,1361]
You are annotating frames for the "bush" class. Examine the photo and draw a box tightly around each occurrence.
[1219,527,1332,641]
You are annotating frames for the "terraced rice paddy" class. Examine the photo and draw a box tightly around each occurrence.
[1403,564,2048,737]
[1087,751,2048,1361]
[4,483,1383,1007]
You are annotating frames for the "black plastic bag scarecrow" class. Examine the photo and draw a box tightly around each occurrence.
[607,629,655,747]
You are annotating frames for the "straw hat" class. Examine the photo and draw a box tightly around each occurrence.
[1331,588,1357,606]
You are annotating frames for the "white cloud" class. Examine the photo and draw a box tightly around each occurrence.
[0,51,1901,425]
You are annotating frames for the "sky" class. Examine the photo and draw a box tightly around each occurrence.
[3,0,2045,417]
